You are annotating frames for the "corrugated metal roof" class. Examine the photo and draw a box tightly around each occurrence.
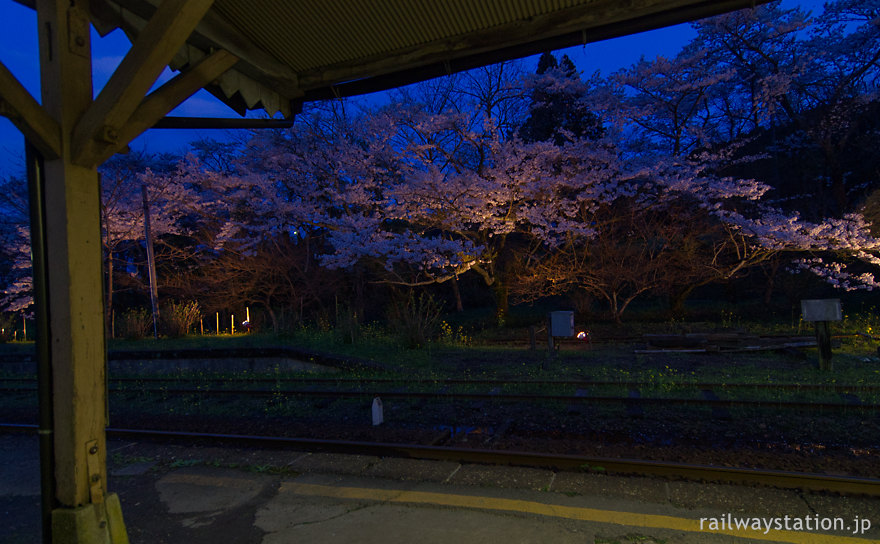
[84,0,764,117]
[211,1,581,72]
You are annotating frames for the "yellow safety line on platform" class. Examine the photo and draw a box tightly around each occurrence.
[284,482,874,544]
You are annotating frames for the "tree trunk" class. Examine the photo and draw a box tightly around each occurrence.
[451,277,464,312]
[610,293,623,325]
[354,265,365,318]
[267,306,278,334]
[492,280,509,325]
[668,284,698,318]
[763,259,781,305]
[830,168,848,216]
[724,279,738,303]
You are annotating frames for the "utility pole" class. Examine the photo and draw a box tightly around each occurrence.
[142,185,160,339]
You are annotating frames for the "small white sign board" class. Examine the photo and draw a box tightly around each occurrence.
[801,299,842,322]
[550,311,574,337]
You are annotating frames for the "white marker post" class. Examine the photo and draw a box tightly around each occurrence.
[371,397,384,426]
[801,299,842,371]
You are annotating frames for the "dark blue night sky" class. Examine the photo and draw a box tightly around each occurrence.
[0,0,822,178]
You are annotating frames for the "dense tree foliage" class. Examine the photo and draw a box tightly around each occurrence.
[2,0,879,331]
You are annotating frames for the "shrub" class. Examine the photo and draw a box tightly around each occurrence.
[335,306,361,344]
[0,313,17,343]
[438,320,471,346]
[387,291,442,349]
[120,308,152,339]
[163,300,201,337]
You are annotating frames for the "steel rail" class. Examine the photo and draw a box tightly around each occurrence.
[3,385,875,411]
[2,375,878,393]
[112,388,877,410]
[2,422,878,496]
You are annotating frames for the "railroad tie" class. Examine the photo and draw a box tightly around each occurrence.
[472,387,500,411]
[701,389,731,420]
[567,388,589,415]
[484,418,512,445]
[625,389,644,418]
[840,392,862,406]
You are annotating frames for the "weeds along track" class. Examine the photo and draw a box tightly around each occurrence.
[3,342,878,487]
[3,373,878,481]
[2,377,878,449]
[3,376,880,411]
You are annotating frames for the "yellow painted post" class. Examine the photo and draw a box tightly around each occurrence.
[35,0,127,541]
[216,312,220,334]
[39,0,106,506]
[24,0,223,540]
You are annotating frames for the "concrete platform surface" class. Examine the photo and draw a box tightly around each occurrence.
[2,432,879,544]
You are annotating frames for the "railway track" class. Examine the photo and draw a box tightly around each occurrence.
[0,378,880,411]
[3,375,879,392]
[6,376,880,393]
[2,422,878,496]
[2,381,877,411]
[103,387,880,411]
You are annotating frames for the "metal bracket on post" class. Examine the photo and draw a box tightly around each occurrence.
[86,438,110,538]
[67,6,90,58]
[86,440,105,506]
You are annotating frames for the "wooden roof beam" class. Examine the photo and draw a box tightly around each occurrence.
[0,60,61,159]
[296,0,765,96]
[72,0,215,167]
[95,49,239,165]
[89,0,301,97]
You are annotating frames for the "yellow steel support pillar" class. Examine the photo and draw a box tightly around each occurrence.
[36,0,127,542]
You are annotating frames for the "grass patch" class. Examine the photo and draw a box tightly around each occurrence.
[108,333,284,352]
[4,309,880,391]
[169,458,202,468]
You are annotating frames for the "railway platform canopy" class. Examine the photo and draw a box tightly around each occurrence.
[1,1,768,543]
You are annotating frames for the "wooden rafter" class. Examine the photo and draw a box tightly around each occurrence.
[0,60,60,159]
[97,49,239,165]
[72,0,214,166]
[90,0,300,96]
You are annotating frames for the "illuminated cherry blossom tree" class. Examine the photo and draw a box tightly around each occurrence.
[0,176,32,313]
[6,2,880,328]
